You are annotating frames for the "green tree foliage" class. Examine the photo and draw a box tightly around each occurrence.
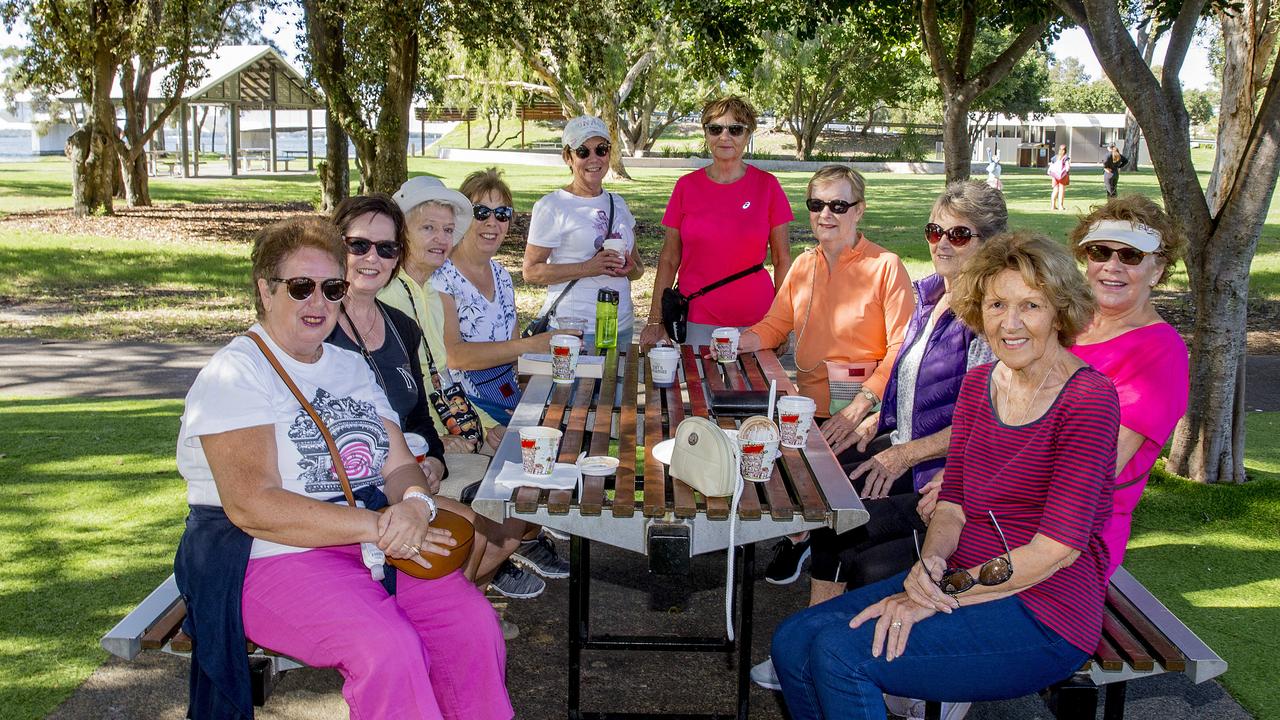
[970,38,1052,144]
[1046,55,1124,112]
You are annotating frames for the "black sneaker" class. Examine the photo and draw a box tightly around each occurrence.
[489,561,546,599]
[764,535,812,585]
[512,534,571,579]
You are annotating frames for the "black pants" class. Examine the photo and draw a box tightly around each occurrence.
[809,431,926,586]
[1104,170,1119,197]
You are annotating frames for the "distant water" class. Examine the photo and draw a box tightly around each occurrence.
[0,130,439,162]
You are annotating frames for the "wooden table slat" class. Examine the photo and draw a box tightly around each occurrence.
[1106,583,1187,671]
[723,359,747,391]
[753,350,830,520]
[759,458,797,521]
[1103,606,1156,671]
[513,486,542,514]
[742,352,769,391]
[543,381,573,427]
[681,346,710,416]
[667,375,698,519]
[642,351,668,517]
[702,346,728,393]
[753,350,800,395]
[580,351,620,516]
[549,377,596,514]
[612,346,641,517]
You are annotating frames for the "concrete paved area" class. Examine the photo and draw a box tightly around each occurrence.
[1,338,1260,719]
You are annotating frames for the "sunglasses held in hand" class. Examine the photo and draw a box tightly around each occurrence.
[806,198,859,215]
[473,204,514,222]
[269,277,349,302]
[925,223,980,246]
[344,237,402,260]
[913,510,1013,595]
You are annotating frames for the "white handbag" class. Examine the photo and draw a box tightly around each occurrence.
[670,416,738,497]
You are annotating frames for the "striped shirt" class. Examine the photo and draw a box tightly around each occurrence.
[939,363,1119,653]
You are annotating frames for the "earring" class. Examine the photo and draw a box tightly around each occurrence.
[1149,281,1157,287]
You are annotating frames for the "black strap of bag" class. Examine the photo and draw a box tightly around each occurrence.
[522,193,615,338]
[683,262,765,302]
[397,279,484,443]
[661,262,765,343]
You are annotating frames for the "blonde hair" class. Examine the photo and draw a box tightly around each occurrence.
[807,165,866,204]
[952,231,1096,347]
[700,96,758,134]
[459,166,513,207]
[1067,194,1185,285]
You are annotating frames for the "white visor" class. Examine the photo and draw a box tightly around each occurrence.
[1078,219,1161,252]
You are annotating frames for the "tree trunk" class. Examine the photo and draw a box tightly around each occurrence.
[70,51,121,216]
[319,113,349,212]
[121,148,150,206]
[600,95,632,181]
[1207,5,1278,215]
[941,97,974,182]
[1121,18,1156,171]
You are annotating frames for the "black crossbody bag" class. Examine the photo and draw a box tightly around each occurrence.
[661,263,764,343]
[522,193,615,338]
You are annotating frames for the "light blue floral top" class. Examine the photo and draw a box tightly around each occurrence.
[430,259,517,344]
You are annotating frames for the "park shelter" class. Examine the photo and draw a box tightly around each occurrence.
[968,112,1152,166]
[59,45,325,177]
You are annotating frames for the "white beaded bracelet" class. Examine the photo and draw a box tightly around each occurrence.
[403,491,437,522]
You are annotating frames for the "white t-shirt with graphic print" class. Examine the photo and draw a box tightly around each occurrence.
[527,189,636,333]
[177,324,398,559]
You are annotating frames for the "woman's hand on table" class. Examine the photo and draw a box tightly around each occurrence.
[903,556,957,613]
[849,443,912,499]
[639,322,669,348]
[442,435,477,454]
[821,395,877,454]
[853,413,879,452]
[916,473,943,524]
[849,591,938,662]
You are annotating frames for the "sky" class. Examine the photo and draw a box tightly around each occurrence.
[2,13,1218,92]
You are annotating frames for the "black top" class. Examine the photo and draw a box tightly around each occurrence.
[327,300,446,469]
[1103,153,1129,173]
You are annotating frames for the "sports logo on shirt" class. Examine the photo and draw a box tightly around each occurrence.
[741,201,751,210]
[287,388,389,495]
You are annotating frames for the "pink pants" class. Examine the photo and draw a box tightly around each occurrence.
[242,545,512,720]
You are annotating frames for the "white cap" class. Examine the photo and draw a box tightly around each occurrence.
[563,116,610,150]
[1078,219,1162,252]
[392,176,473,244]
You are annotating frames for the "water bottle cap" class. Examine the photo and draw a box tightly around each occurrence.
[597,289,619,303]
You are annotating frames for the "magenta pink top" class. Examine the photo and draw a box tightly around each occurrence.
[1070,323,1188,578]
[661,165,794,327]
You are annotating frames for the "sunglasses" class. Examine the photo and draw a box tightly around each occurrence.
[925,223,979,247]
[705,123,748,137]
[269,276,349,302]
[344,236,401,260]
[473,204,514,222]
[572,144,611,159]
[806,198,859,215]
[1084,243,1148,266]
[914,510,1013,595]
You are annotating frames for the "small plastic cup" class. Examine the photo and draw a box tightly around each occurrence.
[550,334,583,383]
[403,432,429,463]
[556,316,589,336]
[776,395,818,449]
[711,327,741,363]
[648,346,680,388]
[519,426,563,478]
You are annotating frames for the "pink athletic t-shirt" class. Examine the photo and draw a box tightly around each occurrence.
[1070,323,1188,578]
[661,165,794,327]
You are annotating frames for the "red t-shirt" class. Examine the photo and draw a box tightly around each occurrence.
[661,165,794,327]
[939,364,1119,654]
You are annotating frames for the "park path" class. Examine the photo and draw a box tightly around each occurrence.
[0,337,1260,720]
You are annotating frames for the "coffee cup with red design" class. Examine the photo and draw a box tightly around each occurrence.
[519,426,562,477]
[776,395,817,448]
[550,334,583,383]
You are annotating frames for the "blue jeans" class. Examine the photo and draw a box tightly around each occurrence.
[466,393,514,426]
[771,571,1088,720]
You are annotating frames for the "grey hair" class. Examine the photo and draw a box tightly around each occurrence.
[930,180,1008,241]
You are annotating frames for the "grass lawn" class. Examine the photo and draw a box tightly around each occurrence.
[0,396,1275,720]
[3,154,1279,342]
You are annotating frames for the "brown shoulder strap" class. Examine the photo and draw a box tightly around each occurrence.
[245,330,357,507]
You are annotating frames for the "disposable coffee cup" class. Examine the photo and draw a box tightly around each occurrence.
[550,334,583,383]
[403,432,429,463]
[711,327,740,363]
[648,346,680,387]
[777,395,817,448]
[519,426,562,478]
[602,237,628,255]
[738,437,781,482]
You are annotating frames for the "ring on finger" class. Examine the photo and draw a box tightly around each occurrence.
[401,542,413,551]
[891,621,903,629]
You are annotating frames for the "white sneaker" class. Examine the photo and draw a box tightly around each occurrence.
[883,696,971,720]
[750,657,781,691]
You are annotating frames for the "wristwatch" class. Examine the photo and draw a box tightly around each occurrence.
[860,389,881,412]
[403,491,438,522]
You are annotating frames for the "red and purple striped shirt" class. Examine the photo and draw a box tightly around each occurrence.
[939,363,1119,653]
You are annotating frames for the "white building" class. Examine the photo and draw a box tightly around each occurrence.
[961,112,1151,167]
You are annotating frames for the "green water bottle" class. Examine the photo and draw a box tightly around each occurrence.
[595,288,619,350]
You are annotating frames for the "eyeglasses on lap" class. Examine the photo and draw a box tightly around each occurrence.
[925,223,979,246]
[806,198,859,215]
[1083,243,1148,266]
[913,510,1013,595]
[344,236,402,260]
[269,277,349,302]
[572,144,611,159]
[704,123,748,137]
[473,204,514,222]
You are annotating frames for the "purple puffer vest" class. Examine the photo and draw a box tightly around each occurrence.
[879,273,980,491]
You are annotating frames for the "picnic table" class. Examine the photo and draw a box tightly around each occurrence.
[473,345,869,719]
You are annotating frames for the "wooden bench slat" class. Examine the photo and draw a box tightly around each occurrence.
[1092,633,1126,672]
[169,630,194,654]
[1103,605,1156,671]
[642,351,668,518]
[1106,582,1187,672]
[612,346,640,517]
[140,599,188,650]
[580,351,620,516]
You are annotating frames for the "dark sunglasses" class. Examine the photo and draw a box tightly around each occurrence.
[269,276,349,302]
[572,144,611,158]
[473,204,514,222]
[914,510,1013,595]
[705,123,748,137]
[344,236,401,260]
[806,198,859,215]
[1084,243,1148,266]
[925,223,979,247]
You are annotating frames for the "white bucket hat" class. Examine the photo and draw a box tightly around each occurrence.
[563,116,610,150]
[393,176,473,245]
[1078,219,1162,252]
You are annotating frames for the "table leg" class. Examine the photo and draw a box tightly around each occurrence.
[736,543,755,720]
[568,534,590,720]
